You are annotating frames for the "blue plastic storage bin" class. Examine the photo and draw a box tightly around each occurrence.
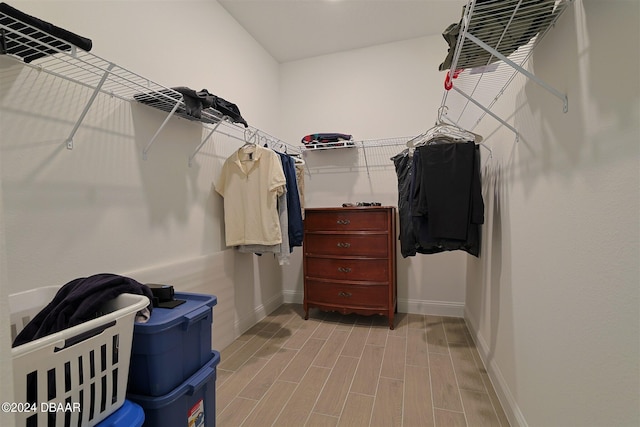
[128,351,220,427]
[95,400,145,427]
[128,292,217,396]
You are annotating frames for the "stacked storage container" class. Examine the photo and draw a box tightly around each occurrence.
[95,400,145,427]
[126,292,219,427]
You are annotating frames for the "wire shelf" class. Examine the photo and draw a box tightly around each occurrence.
[302,136,412,152]
[301,136,414,176]
[0,6,299,162]
[439,0,574,138]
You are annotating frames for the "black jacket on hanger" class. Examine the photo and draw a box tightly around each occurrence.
[393,141,484,258]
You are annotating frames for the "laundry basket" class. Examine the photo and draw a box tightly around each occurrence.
[9,286,149,427]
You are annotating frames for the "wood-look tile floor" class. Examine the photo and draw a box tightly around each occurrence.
[216,304,510,427]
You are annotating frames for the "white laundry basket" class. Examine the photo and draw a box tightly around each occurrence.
[9,286,149,427]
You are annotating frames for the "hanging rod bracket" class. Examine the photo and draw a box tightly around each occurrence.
[142,95,183,160]
[65,62,115,149]
[464,32,568,112]
[452,85,520,141]
[360,141,371,177]
[188,116,228,167]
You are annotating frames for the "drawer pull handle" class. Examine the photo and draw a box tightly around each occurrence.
[338,291,352,298]
[337,267,352,273]
[336,219,351,225]
[336,242,351,248]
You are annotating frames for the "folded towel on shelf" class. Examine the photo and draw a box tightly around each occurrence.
[0,2,93,63]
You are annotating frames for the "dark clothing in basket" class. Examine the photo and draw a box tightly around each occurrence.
[13,273,153,347]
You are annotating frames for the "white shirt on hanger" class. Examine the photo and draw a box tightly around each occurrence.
[215,144,286,247]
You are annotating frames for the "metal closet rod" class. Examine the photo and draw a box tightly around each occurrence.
[187,123,302,168]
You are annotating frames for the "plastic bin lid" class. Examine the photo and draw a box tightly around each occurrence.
[128,351,220,407]
[95,400,144,427]
[134,292,217,333]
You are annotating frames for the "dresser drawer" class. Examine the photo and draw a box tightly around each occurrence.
[303,206,397,329]
[305,280,389,309]
[305,257,389,282]
[304,233,389,257]
[304,209,389,232]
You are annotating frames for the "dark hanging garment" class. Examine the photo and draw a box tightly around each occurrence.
[392,150,420,258]
[470,144,485,226]
[417,140,475,241]
[411,149,446,255]
[401,141,483,257]
[392,149,448,258]
[277,152,303,249]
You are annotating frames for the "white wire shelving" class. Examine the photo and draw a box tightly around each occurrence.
[302,137,413,176]
[438,0,574,140]
[0,7,301,166]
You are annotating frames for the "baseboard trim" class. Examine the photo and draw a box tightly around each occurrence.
[464,308,527,427]
[400,298,465,317]
[235,292,284,335]
[282,289,303,304]
[282,291,464,318]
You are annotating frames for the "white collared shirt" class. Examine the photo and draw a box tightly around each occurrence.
[215,145,286,246]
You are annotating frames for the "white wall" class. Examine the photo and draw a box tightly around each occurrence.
[2,2,637,426]
[279,37,472,316]
[0,157,14,426]
[0,0,285,366]
[464,1,640,426]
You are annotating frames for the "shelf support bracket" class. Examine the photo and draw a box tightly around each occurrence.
[361,142,371,177]
[188,117,227,167]
[142,95,183,160]
[452,85,520,141]
[465,32,569,113]
[65,62,115,149]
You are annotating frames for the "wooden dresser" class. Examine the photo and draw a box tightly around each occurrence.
[303,206,397,329]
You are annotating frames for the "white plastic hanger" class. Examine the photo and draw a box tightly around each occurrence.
[408,107,483,147]
[407,107,491,158]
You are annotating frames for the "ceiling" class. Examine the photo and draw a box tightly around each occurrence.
[218,0,464,63]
